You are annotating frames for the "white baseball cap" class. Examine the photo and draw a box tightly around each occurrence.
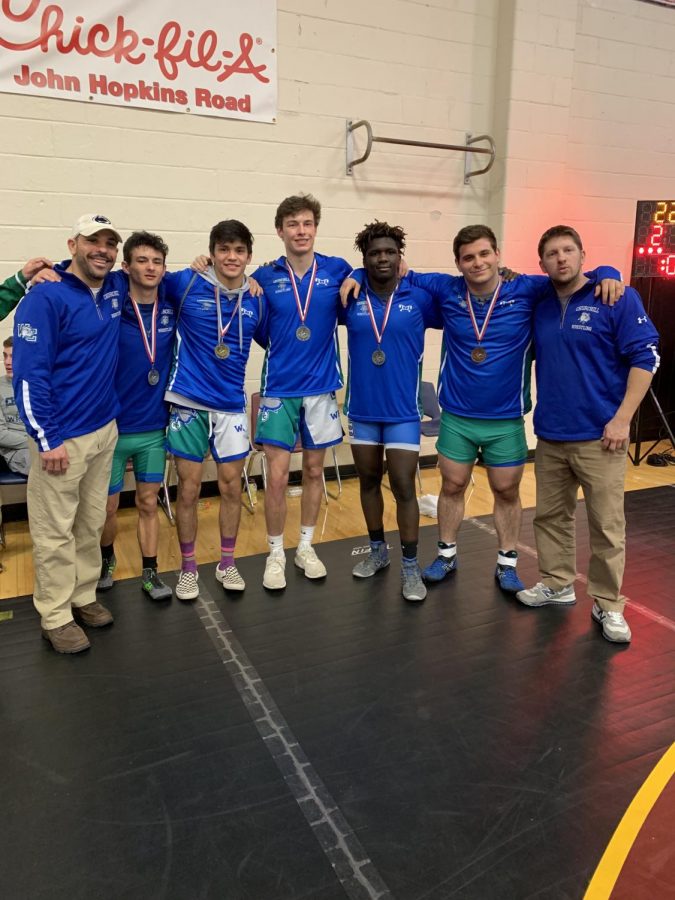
[71,213,122,242]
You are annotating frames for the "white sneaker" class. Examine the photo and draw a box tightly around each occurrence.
[591,602,632,643]
[216,564,246,592]
[263,554,286,590]
[517,582,576,607]
[176,569,199,600]
[294,544,327,579]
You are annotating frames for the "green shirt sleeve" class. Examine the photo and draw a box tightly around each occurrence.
[0,271,27,321]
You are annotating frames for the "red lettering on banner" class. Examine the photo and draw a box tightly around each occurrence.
[194,87,250,113]
[88,72,188,106]
[0,1,269,83]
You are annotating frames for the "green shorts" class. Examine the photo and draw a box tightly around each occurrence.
[437,411,528,468]
[109,429,167,494]
[255,393,342,452]
[167,406,249,463]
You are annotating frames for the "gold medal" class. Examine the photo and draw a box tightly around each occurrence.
[214,343,230,359]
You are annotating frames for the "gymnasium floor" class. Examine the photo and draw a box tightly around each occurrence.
[1,484,673,899]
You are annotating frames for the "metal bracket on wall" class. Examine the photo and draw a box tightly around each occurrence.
[345,119,496,184]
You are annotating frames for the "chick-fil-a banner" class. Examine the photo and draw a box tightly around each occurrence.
[0,0,277,122]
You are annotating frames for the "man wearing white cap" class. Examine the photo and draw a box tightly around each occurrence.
[13,214,123,653]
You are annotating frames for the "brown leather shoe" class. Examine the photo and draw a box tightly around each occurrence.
[42,621,91,654]
[73,601,114,628]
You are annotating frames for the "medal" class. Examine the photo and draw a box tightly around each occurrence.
[465,279,501,367]
[215,284,242,360]
[286,258,317,341]
[365,286,396,369]
[130,295,158,385]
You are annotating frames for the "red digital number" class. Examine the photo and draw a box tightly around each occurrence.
[650,224,663,246]
[658,254,675,275]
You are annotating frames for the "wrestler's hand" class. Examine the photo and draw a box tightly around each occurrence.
[498,266,519,282]
[397,258,409,277]
[601,416,629,452]
[21,257,55,280]
[29,267,61,285]
[340,277,361,307]
[191,255,210,273]
[248,276,263,297]
[40,445,69,475]
[595,278,624,306]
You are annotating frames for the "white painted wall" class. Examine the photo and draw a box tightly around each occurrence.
[491,0,675,279]
[0,0,500,407]
[1,0,674,452]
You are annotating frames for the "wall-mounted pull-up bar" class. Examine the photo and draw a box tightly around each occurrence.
[345,119,496,184]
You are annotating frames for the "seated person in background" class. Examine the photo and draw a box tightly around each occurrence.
[0,337,30,475]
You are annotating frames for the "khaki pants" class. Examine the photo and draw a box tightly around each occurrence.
[533,438,627,613]
[28,420,118,629]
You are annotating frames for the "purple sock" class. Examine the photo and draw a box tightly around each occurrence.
[180,541,198,574]
[220,537,236,569]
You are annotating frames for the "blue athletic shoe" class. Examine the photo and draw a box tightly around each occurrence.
[495,564,525,594]
[422,554,457,583]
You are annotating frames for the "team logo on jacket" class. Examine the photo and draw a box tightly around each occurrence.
[17,323,37,342]
[572,311,592,332]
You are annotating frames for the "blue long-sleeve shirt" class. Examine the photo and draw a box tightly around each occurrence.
[533,281,660,440]
[13,265,121,450]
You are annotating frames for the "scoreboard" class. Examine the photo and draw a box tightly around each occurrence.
[632,200,675,277]
[630,199,675,460]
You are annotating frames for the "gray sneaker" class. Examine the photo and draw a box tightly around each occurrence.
[352,546,390,578]
[401,561,427,603]
[517,582,576,607]
[97,554,116,591]
[591,602,631,643]
[141,568,173,601]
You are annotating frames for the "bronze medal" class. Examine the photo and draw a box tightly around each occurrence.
[471,346,487,363]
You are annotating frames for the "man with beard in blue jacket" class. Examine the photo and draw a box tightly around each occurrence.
[517,226,659,645]
[13,214,122,653]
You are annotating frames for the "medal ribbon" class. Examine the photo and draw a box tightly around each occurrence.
[365,288,396,348]
[286,258,317,325]
[130,297,157,367]
[465,279,502,345]
[215,285,243,344]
